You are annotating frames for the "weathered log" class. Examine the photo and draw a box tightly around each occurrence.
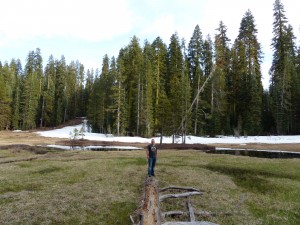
[187,198,195,222]
[162,222,219,225]
[159,186,203,193]
[162,210,231,219]
[140,177,161,225]
[159,191,203,202]
[195,211,232,217]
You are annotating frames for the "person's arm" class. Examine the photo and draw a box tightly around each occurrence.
[146,146,149,159]
[155,147,158,159]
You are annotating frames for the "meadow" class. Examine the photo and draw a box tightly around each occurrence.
[0,146,299,225]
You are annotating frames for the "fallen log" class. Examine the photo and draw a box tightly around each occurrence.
[162,222,219,225]
[187,198,195,222]
[162,210,232,218]
[159,191,203,202]
[140,177,161,225]
[159,186,203,193]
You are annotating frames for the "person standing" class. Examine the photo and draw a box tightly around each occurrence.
[146,139,157,177]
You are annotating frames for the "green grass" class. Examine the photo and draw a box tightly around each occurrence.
[0,148,299,224]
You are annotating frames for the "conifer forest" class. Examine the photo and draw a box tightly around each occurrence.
[0,0,300,137]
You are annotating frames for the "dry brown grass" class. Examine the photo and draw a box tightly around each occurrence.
[0,130,67,146]
[0,130,299,224]
[0,147,299,225]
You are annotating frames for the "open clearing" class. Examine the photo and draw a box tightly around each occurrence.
[0,131,300,224]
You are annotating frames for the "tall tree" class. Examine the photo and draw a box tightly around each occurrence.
[187,25,204,135]
[213,21,231,135]
[54,56,66,125]
[201,35,214,135]
[22,49,43,130]
[234,10,263,135]
[0,63,13,130]
[151,37,168,132]
[140,40,154,137]
[42,55,56,127]
[9,59,23,129]
[269,0,296,134]
[123,36,144,135]
[167,33,188,139]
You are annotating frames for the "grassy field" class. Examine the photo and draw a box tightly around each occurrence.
[0,147,299,225]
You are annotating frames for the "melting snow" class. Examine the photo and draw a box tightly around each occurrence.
[36,121,300,144]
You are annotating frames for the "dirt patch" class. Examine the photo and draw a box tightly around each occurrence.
[0,130,67,146]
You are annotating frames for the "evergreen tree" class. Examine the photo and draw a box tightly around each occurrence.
[54,56,66,125]
[65,61,78,120]
[0,63,13,130]
[269,0,296,134]
[9,59,23,129]
[22,49,43,129]
[293,46,300,133]
[187,25,204,135]
[201,35,214,135]
[234,10,263,135]
[141,40,154,137]
[151,37,168,133]
[213,21,231,135]
[123,36,144,135]
[42,55,56,126]
[113,49,127,135]
[167,33,188,138]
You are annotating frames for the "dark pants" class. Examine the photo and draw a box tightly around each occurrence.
[148,157,156,176]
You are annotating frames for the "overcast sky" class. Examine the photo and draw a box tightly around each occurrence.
[0,0,299,89]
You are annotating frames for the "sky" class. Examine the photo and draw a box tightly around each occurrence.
[0,0,299,89]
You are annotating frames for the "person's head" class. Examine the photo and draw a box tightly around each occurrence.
[151,139,155,145]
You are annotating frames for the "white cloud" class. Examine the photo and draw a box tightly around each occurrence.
[0,0,299,89]
[0,0,133,43]
[139,14,177,42]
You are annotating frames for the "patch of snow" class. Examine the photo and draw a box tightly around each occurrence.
[36,122,300,144]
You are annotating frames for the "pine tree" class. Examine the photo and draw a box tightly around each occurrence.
[9,59,23,129]
[187,25,204,135]
[213,21,231,135]
[234,10,263,135]
[270,0,296,134]
[201,35,214,135]
[293,46,300,133]
[22,49,43,130]
[0,63,13,130]
[42,55,56,127]
[53,56,66,125]
[122,36,144,135]
[65,61,78,120]
[151,37,168,133]
[113,49,127,135]
[141,40,154,137]
[167,33,188,138]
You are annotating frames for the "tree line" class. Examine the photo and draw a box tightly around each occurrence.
[0,0,299,137]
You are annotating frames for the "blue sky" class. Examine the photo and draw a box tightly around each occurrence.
[0,0,299,88]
